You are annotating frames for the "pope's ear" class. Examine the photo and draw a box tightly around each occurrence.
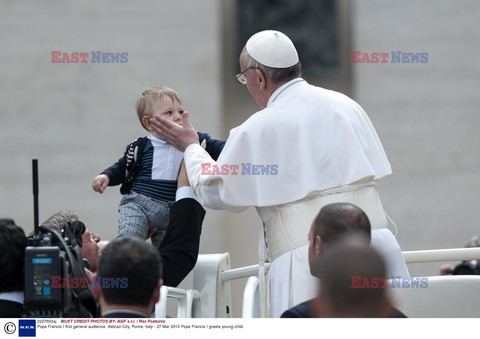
[255,68,266,89]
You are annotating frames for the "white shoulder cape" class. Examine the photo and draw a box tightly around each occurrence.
[188,79,391,207]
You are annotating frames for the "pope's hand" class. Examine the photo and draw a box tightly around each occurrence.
[150,111,199,151]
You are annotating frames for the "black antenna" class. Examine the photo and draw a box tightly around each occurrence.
[32,159,40,236]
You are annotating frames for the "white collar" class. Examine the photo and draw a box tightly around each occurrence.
[267,78,305,106]
[148,134,167,144]
[0,291,24,304]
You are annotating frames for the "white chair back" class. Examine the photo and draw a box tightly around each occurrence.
[389,275,480,317]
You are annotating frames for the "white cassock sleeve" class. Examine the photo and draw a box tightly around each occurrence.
[184,143,248,212]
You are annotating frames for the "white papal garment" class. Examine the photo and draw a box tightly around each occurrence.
[184,78,409,317]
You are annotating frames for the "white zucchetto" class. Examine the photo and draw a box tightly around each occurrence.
[246,30,299,68]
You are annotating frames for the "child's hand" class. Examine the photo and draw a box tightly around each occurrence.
[92,174,109,193]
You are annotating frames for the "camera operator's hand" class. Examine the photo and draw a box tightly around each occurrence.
[92,174,109,193]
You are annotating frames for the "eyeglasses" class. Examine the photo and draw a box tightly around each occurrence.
[235,67,257,85]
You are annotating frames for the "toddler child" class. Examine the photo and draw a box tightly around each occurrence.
[92,86,224,248]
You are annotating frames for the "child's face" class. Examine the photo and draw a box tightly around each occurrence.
[144,96,184,138]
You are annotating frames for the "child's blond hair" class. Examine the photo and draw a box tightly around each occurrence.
[136,86,182,130]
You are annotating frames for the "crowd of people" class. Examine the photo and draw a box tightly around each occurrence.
[0,198,408,318]
[1,29,452,319]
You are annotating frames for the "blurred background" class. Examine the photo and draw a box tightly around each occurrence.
[1,0,479,316]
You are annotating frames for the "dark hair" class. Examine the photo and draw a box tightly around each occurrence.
[313,203,371,245]
[98,237,162,307]
[0,218,27,292]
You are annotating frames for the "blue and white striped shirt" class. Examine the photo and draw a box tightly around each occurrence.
[131,135,183,202]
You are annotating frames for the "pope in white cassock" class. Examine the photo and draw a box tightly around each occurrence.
[151,30,410,317]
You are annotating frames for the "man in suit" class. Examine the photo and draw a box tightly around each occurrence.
[281,203,406,318]
[0,218,27,317]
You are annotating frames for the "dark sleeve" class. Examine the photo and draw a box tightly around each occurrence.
[281,307,303,318]
[392,307,408,318]
[159,198,206,287]
[101,143,130,186]
[280,300,312,318]
[197,132,226,161]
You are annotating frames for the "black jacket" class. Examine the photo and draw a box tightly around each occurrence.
[0,299,24,318]
[159,198,205,287]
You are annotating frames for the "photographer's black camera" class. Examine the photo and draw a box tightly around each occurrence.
[24,222,97,317]
[452,260,480,275]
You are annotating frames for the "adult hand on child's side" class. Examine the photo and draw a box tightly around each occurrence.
[177,160,190,188]
[92,174,109,193]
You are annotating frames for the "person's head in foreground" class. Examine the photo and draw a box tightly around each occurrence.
[92,237,162,317]
[314,238,394,318]
[0,218,27,294]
